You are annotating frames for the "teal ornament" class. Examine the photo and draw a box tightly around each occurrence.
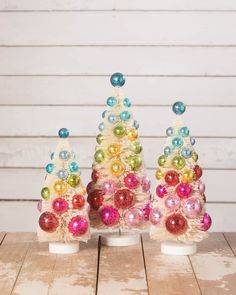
[57,169,68,179]
[102,110,107,118]
[58,128,69,138]
[166,127,174,137]
[120,111,131,121]
[108,114,117,124]
[133,120,139,129]
[181,147,192,159]
[59,150,70,161]
[172,137,184,148]
[190,137,196,145]
[107,96,117,107]
[179,126,189,137]
[50,152,54,160]
[172,101,186,115]
[123,98,131,108]
[46,163,54,174]
[69,162,79,172]
[110,72,125,87]
[99,122,105,131]
[164,146,172,156]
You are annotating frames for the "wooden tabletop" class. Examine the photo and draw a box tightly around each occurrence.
[0,232,235,295]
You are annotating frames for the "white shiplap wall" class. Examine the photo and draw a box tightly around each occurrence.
[0,0,236,232]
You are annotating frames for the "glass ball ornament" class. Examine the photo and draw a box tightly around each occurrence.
[110,72,125,87]
[113,125,126,138]
[124,207,144,228]
[91,170,100,182]
[165,195,180,211]
[59,150,71,161]
[57,169,68,180]
[165,213,187,235]
[72,194,85,209]
[149,207,162,225]
[123,97,131,107]
[37,200,43,212]
[156,185,167,198]
[102,110,107,118]
[100,206,120,227]
[165,170,179,186]
[39,211,59,233]
[181,169,194,183]
[69,162,79,173]
[68,216,88,236]
[114,189,134,209]
[176,183,192,199]
[127,128,138,141]
[183,197,202,218]
[58,128,69,138]
[41,187,50,200]
[87,189,105,210]
[166,127,174,137]
[172,101,186,115]
[142,202,153,220]
[50,152,54,160]
[108,114,118,124]
[67,174,80,188]
[199,213,212,231]
[141,176,151,192]
[107,96,117,107]
[124,173,139,189]
[120,111,131,121]
[86,181,94,194]
[54,180,68,195]
[107,143,121,157]
[94,149,105,163]
[164,146,172,156]
[172,137,184,148]
[127,155,142,170]
[181,147,192,159]
[158,155,167,167]
[192,151,198,162]
[198,181,206,194]
[179,126,189,137]
[96,133,104,144]
[156,169,164,180]
[194,165,203,180]
[133,120,139,129]
[102,179,117,194]
[52,197,68,214]
[131,142,142,154]
[172,156,186,170]
[46,163,54,174]
[190,137,196,145]
[110,160,125,177]
[98,122,105,132]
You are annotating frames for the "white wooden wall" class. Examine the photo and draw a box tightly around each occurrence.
[0,0,236,232]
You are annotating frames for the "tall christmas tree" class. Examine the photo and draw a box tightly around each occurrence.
[87,73,151,243]
[150,102,212,255]
[37,128,90,253]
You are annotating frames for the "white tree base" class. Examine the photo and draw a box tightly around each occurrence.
[161,241,197,256]
[49,242,79,254]
[101,232,140,247]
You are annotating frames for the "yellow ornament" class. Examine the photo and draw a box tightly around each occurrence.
[192,151,198,162]
[127,128,138,141]
[172,156,186,170]
[181,169,194,183]
[158,155,167,167]
[107,143,121,157]
[54,180,68,195]
[110,160,125,177]
[155,169,164,180]
[68,174,80,188]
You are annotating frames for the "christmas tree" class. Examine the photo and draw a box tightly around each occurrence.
[150,102,212,249]
[37,128,90,251]
[87,73,151,233]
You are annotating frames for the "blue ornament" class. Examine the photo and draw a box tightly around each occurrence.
[190,137,196,145]
[123,98,131,108]
[57,169,68,179]
[99,122,105,131]
[108,114,117,124]
[59,150,70,161]
[166,127,174,137]
[172,101,186,115]
[164,146,172,156]
[133,120,139,129]
[120,111,131,121]
[179,126,189,137]
[107,96,117,107]
[102,110,107,118]
[69,162,79,172]
[172,137,184,148]
[110,72,125,87]
[46,163,54,174]
[181,147,192,159]
[58,128,69,138]
[50,152,54,160]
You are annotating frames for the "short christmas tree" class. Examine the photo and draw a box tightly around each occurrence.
[87,73,151,244]
[37,128,90,253]
[150,102,212,254]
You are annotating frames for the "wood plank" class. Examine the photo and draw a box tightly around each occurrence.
[0,106,235,137]
[1,12,236,46]
[1,47,236,76]
[1,76,236,106]
[190,233,236,294]
[223,233,236,256]
[11,238,98,295]
[0,232,35,295]
[142,233,201,295]
[97,235,148,295]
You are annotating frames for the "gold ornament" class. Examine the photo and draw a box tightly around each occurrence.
[158,155,167,167]
[181,169,194,183]
[54,180,68,195]
[192,151,198,162]
[110,160,125,177]
[107,143,121,157]
[155,169,164,180]
[127,128,138,141]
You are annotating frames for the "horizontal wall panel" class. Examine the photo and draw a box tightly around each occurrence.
[0,137,235,169]
[0,106,235,137]
[1,47,236,76]
[1,12,236,45]
[0,168,234,202]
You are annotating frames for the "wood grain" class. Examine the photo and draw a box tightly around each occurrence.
[142,233,201,295]
[223,233,236,256]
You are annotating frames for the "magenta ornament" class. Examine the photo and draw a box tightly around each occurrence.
[198,181,206,194]
[149,207,162,225]
[68,215,89,236]
[124,207,144,228]
[142,202,153,220]
[156,185,167,198]
[183,197,202,219]
[52,198,68,214]
[165,195,180,211]
[141,176,151,192]
[176,183,192,199]
[102,179,117,194]
[124,173,139,189]
[199,212,212,231]
[100,206,120,227]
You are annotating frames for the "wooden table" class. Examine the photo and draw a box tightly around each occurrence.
[0,232,235,295]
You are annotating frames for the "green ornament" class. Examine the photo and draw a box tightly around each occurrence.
[94,149,105,163]
[41,187,50,200]
[67,174,80,188]
[96,133,104,144]
[127,156,142,170]
[158,155,167,167]
[131,142,143,154]
[192,151,198,162]
[113,125,126,138]
[172,156,186,170]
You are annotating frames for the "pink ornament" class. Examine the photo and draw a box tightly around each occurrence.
[199,213,212,231]
[37,200,43,212]
[52,198,68,214]
[165,195,180,211]
[124,173,139,189]
[183,197,202,219]
[156,185,167,198]
[176,183,192,199]
[149,207,162,225]
[141,176,151,192]
[124,207,144,228]
[68,215,89,236]
[198,181,206,194]
[142,202,153,220]
[103,179,117,194]
[85,202,91,213]
[100,206,120,227]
